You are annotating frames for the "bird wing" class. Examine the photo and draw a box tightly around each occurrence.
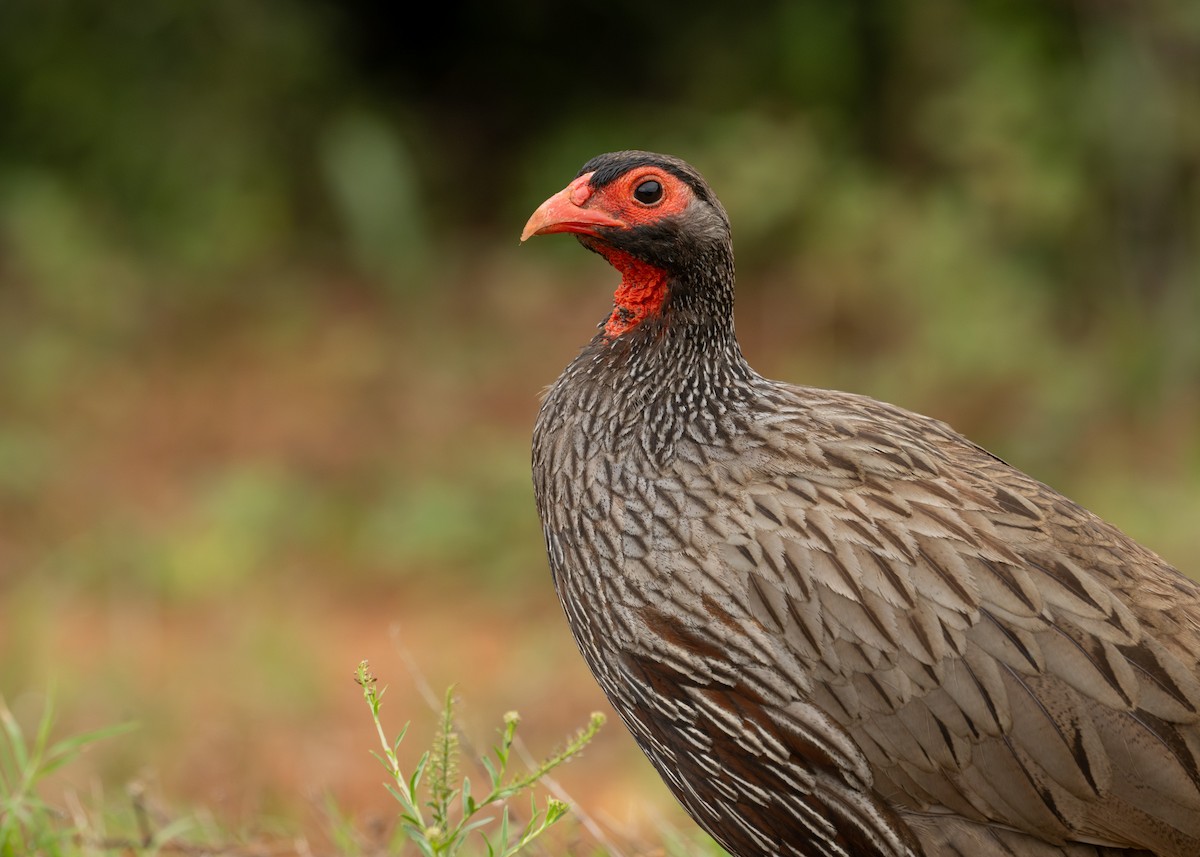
[659,385,1200,856]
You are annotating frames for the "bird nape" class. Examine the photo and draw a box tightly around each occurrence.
[522,151,1200,857]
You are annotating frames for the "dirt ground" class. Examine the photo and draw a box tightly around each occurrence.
[14,586,692,855]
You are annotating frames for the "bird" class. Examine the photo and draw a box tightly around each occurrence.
[521,151,1200,857]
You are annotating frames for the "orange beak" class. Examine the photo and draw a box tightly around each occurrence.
[520,172,626,242]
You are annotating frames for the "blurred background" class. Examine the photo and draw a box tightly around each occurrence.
[1,0,1198,852]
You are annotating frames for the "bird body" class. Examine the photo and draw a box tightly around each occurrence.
[524,151,1200,857]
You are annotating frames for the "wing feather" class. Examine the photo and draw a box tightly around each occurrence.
[670,385,1200,854]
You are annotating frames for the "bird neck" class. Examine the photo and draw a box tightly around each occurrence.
[564,248,757,463]
[601,250,670,339]
[599,241,739,345]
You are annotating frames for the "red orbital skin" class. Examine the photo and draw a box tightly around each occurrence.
[522,169,694,339]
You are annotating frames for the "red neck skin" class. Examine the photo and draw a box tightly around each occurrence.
[600,249,669,338]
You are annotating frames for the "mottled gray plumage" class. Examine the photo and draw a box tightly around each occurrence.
[528,151,1200,857]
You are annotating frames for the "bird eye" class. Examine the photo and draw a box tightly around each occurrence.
[633,179,663,205]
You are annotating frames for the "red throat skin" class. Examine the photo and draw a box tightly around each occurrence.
[601,250,669,338]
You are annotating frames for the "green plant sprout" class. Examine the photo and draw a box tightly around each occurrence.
[354,660,604,857]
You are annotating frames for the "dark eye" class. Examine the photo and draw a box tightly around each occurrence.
[633,179,663,205]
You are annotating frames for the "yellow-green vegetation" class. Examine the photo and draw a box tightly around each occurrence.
[0,696,134,856]
[0,679,686,857]
[351,661,604,857]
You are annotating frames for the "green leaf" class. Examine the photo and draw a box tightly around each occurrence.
[410,749,430,798]
[0,703,30,773]
[40,721,137,777]
[497,804,510,852]
[461,776,478,817]
[458,815,495,837]
[481,755,498,787]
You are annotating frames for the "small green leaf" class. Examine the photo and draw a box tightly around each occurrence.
[0,703,30,772]
[40,721,137,777]
[497,804,510,851]
[462,776,475,815]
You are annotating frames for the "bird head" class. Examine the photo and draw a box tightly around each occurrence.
[522,151,732,338]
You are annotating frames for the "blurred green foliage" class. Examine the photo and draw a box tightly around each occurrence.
[0,0,1197,598]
